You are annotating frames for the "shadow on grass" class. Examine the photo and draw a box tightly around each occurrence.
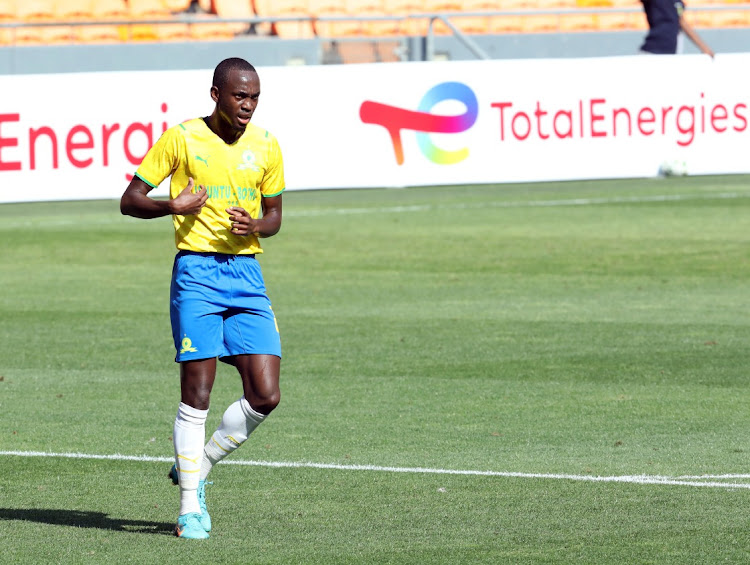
[0,508,174,535]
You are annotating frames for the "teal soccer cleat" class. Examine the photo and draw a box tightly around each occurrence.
[169,464,212,532]
[174,512,209,539]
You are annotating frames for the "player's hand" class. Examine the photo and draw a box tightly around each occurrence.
[171,178,208,215]
[226,206,257,236]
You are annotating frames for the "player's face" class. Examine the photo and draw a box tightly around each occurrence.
[213,69,260,133]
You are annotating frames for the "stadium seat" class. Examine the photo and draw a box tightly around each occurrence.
[213,0,254,34]
[77,24,123,43]
[424,0,463,11]
[55,0,94,20]
[0,0,16,22]
[254,0,315,38]
[163,0,193,11]
[128,0,172,18]
[188,13,234,39]
[349,0,399,36]
[452,15,490,33]
[16,0,55,21]
[310,0,361,37]
[155,22,192,39]
[522,13,559,31]
[558,12,598,30]
[596,10,639,29]
[91,0,129,20]
[706,9,750,26]
[464,0,501,10]
[488,14,524,32]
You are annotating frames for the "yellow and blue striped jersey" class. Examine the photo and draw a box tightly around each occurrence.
[135,118,285,255]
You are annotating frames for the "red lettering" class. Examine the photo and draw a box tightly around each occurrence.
[0,113,21,171]
[102,123,120,166]
[491,102,512,141]
[733,103,747,132]
[711,104,728,133]
[66,125,94,168]
[123,122,153,165]
[676,106,695,147]
[512,112,531,141]
[534,102,549,140]
[590,99,606,137]
[612,108,632,136]
[638,108,655,136]
[553,110,573,138]
[29,126,58,170]
[661,106,673,134]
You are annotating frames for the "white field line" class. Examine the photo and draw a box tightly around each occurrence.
[2,191,749,229]
[287,191,750,218]
[2,450,750,490]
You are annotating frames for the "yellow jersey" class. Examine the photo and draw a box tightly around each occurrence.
[135,118,285,255]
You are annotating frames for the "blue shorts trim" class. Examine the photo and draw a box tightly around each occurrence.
[170,251,281,362]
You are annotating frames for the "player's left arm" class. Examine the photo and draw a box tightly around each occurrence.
[227,194,282,238]
[679,14,714,57]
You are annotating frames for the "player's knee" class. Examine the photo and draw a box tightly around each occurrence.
[250,389,280,415]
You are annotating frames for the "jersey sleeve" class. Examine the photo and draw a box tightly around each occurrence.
[261,135,285,197]
[134,126,182,188]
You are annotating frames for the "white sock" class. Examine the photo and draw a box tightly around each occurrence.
[173,402,208,516]
[200,397,266,480]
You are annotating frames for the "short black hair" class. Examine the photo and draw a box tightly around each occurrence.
[213,57,257,89]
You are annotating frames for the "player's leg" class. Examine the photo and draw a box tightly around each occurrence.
[173,359,216,538]
[169,251,227,538]
[201,354,280,478]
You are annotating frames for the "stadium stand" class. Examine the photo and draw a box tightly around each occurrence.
[0,0,746,49]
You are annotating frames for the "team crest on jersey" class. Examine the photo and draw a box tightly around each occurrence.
[237,150,260,172]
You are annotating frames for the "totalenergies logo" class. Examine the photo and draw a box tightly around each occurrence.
[359,82,478,165]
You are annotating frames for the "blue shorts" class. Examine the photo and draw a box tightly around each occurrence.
[170,251,281,363]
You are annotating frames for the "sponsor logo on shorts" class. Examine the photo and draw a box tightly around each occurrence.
[180,336,197,354]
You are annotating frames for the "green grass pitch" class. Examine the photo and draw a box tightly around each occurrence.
[1,175,750,563]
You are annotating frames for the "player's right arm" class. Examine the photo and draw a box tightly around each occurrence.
[120,176,208,219]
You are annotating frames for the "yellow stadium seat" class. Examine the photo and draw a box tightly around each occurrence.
[577,0,613,7]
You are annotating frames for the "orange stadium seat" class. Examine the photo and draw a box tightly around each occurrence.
[163,0,193,11]
[596,10,639,29]
[78,24,123,43]
[310,0,361,37]
[0,0,16,21]
[707,9,750,26]
[452,15,490,33]
[559,12,598,30]
[213,0,254,34]
[522,13,559,31]
[349,0,397,36]
[17,0,55,21]
[190,13,237,40]
[254,0,315,38]
[464,0,501,10]
[425,0,463,11]
[489,14,524,32]
[383,0,427,35]
[155,21,192,40]
[55,0,94,20]
[128,0,171,18]
[91,0,129,20]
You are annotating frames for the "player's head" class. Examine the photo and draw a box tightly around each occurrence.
[211,58,260,134]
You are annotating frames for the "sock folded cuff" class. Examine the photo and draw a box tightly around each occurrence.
[177,402,209,427]
[240,397,266,424]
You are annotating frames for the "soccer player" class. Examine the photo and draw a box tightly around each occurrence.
[120,57,285,539]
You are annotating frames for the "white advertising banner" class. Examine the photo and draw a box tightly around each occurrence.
[1,54,748,203]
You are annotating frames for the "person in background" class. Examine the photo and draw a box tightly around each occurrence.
[640,0,715,57]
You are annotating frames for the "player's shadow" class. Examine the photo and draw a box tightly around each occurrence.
[0,508,174,535]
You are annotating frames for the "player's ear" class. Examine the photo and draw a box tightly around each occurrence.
[210,85,219,103]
